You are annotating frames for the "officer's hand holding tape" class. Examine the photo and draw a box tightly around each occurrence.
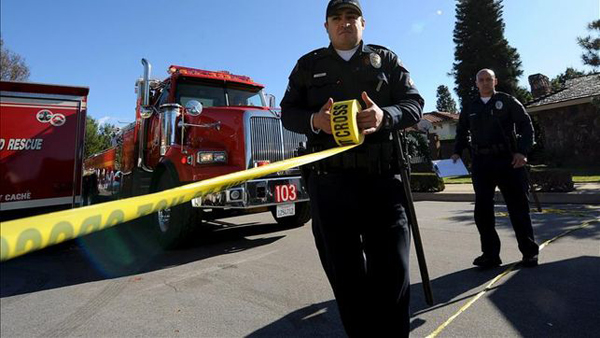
[313,92,385,136]
[357,91,385,135]
[312,98,334,134]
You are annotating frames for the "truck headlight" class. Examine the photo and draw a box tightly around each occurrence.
[197,151,227,164]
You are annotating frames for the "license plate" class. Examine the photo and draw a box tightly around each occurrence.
[274,183,298,203]
[276,203,295,218]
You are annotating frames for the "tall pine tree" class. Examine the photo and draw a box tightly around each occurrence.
[578,19,600,70]
[436,85,458,113]
[452,0,523,110]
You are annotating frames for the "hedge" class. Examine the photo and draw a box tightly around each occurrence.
[529,167,574,192]
[410,173,445,192]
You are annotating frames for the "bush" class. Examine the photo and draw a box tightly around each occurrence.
[529,167,574,192]
[410,173,445,192]
[411,161,434,173]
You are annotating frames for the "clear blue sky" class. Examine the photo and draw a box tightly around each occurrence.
[2,0,598,126]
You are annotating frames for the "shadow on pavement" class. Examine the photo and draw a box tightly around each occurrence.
[247,300,345,338]
[410,265,504,316]
[489,256,600,337]
[445,205,600,241]
[0,215,291,298]
[246,265,506,336]
[410,256,600,337]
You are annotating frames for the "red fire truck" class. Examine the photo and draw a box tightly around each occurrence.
[0,81,89,221]
[84,59,310,248]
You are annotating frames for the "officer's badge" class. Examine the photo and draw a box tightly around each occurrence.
[370,53,382,69]
[495,101,503,110]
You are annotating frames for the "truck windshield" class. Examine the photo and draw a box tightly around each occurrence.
[227,86,265,107]
[177,81,265,108]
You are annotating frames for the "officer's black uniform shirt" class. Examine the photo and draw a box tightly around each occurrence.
[454,92,534,156]
[281,41,424,151]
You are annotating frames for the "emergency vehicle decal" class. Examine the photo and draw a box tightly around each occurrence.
[50,113,66,126]
[0,196,79,211]
[0,138,44,151]
[37,109,53,123]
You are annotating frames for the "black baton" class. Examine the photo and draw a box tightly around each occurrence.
[525,165,542,212]
[393,130,434,306]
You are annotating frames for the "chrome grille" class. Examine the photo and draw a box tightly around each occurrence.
[249,116,306,167]
[283,126,307,159]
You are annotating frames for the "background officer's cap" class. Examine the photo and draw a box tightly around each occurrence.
[326,0,362,18]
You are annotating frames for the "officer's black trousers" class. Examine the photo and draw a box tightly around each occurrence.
[471,154,539,258]
[307,172,411,338]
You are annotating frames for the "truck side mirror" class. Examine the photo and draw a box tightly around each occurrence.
[185,100,203,116]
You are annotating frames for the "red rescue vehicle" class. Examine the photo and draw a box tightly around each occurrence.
[84,59,310,248]
[0,81,89,221]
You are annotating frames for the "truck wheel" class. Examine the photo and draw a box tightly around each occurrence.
[153,172,199,249]
[270,202,311,228]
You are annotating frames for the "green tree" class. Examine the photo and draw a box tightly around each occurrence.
[407,131,431,161]
[0,37,30,81]
[451,0,523,110]
[578,19,600,70]
[435,85,458,113]
[514,86,533,104]
[84,116,117,158]
[550,67,587,91]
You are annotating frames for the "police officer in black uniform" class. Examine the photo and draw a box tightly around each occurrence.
[452,68,539,269]
[281,1,423,336]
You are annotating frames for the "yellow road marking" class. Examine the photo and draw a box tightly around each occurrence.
[426,219,598,338]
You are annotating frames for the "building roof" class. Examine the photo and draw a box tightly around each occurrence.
[526,74,600,109]
[423,111,460,124]
[405,111,458,132]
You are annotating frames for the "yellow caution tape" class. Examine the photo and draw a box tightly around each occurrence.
[331,100,364,146]
[0,146,357,261]
[0,100,366,261]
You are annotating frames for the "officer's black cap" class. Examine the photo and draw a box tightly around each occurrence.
[326,0,362,18]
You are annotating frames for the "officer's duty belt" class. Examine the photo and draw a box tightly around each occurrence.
[310,143,397,175]
[472,144,510,156]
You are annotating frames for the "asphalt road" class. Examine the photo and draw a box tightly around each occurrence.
[1,202,599,337]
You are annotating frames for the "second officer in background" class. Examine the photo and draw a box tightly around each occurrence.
[452,68,539,269]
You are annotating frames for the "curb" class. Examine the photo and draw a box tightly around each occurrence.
[414,191,600,204]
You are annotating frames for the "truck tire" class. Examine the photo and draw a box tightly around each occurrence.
[270,202,311,228]
[152,172,199,249]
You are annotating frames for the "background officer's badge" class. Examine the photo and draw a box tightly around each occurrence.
[495,101,504,110]
[370,53,382,69]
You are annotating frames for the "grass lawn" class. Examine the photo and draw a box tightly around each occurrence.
[572,175,600,183]
[443,176,472,184]
[565,167,600,183]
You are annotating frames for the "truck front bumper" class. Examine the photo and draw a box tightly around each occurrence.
[192,176,309,209]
